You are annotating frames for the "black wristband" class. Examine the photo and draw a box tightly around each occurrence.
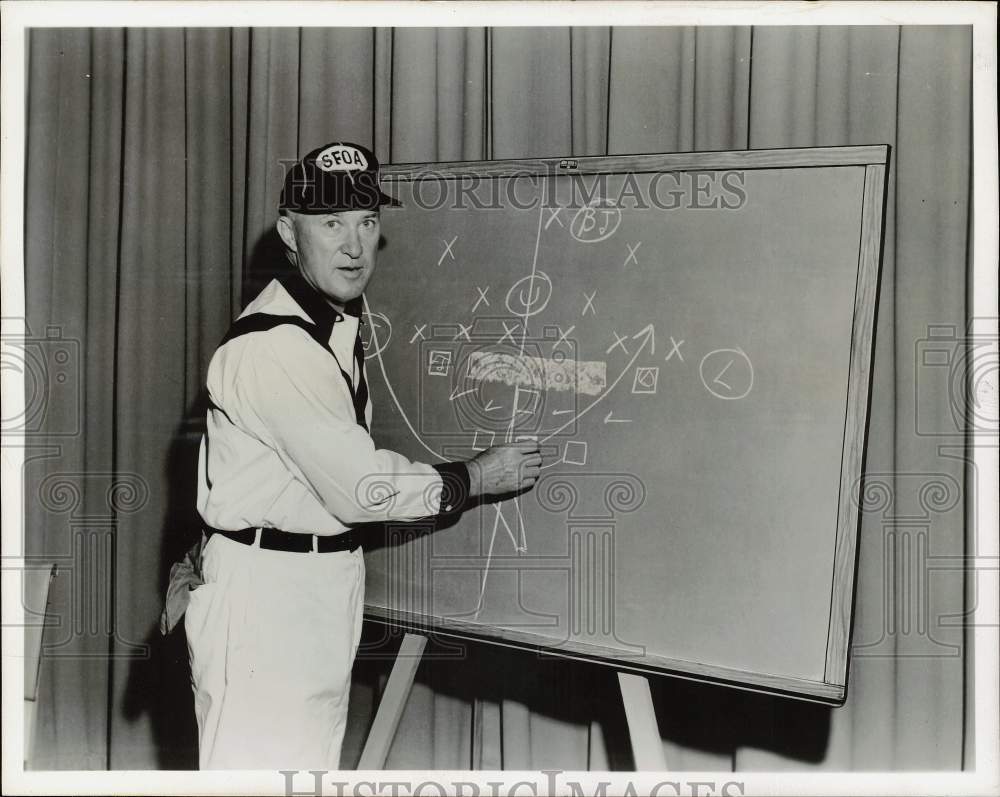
[431,462,471,514]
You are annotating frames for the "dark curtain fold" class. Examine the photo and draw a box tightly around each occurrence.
[24,25,972,771]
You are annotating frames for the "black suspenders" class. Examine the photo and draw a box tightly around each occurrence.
[219,312,369,432]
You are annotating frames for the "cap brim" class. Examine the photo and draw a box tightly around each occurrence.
[280,191,402,213]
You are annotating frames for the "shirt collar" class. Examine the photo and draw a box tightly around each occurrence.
[280,273,364,339]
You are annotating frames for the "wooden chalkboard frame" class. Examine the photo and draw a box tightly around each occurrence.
[369,145,891,704]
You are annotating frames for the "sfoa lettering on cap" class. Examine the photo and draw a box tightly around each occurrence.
[317,144,369,173]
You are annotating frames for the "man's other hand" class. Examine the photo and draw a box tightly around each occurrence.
[468,440,543,497]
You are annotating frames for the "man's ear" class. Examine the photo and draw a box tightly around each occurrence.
[276,214,298,253]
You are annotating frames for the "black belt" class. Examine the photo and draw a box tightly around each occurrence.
[206,526,362,553]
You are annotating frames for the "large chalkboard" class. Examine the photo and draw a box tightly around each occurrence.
[361,146,888,703]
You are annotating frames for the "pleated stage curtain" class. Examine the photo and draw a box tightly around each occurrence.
[24,25,972,771]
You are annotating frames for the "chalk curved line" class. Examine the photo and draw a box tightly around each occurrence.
[505,272,553,320]
[699,347,754,400]
[569,202,622,244]
[539,327,655,444]
[362,295,447,463]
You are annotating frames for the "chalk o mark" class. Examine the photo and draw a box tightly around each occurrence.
[699,348,754,400]
[570,203,622,244]
[505,272,552,319]
[361,312,392,359]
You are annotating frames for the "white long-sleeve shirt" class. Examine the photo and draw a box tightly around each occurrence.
[197,275,465,536]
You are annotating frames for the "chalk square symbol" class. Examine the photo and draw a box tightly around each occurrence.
[428,350,453,376]
[632,366,659,394]
[515,388,541,415]
[472,430,495,451]
[563,440,588,466]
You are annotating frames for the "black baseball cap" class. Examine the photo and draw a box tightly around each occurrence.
[279,141,400,214]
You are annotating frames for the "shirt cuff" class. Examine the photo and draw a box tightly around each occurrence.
[431,462,471,514]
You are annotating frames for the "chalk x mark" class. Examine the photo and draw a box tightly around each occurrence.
[665,336,684,363]
[623,241,642,268]
[555,325,576,348]
[438,235,458,266]
[606,330,630,356]
[498,321,520,345]
[544,207,564,229]
[472,286,490,312]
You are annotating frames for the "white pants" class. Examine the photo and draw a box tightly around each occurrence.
[185,532,365,769]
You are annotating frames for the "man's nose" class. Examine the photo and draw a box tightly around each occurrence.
[340,226,363,259]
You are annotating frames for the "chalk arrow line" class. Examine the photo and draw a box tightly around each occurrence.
[449,385,475,401]
[632,323,655,355]
[539,324,655,444]
[604,410,632,424]
[363,296,447,462]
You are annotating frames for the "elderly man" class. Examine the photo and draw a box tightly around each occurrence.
[185,142,541,769]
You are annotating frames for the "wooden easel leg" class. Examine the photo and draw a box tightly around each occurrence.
[617,671,667,771]
[357,633,427,769]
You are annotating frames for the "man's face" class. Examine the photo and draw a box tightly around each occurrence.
[278,209,380,309]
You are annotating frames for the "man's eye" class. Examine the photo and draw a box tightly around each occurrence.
[325,220,341,228]
[362,218,378,228]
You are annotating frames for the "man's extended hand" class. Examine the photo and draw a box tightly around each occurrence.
[467,440,542,497]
